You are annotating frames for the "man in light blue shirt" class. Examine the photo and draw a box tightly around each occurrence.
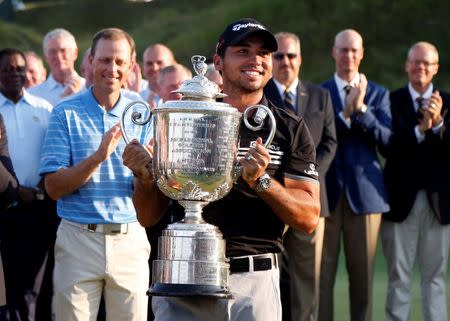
[40,28,151,321]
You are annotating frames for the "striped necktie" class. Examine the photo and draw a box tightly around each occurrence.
[416,96,424,120]
[284,88,295,111]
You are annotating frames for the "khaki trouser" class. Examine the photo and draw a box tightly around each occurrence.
[285,217,325,321]
[54,220,150,321]
[319,195,380,321]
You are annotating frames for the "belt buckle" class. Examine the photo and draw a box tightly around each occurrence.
[103,224,127,235]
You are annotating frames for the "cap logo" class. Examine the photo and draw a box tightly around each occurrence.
[232,23,265,32]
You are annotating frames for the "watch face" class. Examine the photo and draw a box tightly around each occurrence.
[255,174,271,192]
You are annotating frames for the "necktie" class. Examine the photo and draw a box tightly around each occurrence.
[284,89,295,111]
[343,84,352,96]
[416,96,424,120]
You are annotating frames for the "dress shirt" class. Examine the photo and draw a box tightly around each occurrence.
[273,78,299,110]
[334,73,361,128]
[0,90,52,188]
[408,82,442,143]
[29,73,86,106]
[140,86,160,107]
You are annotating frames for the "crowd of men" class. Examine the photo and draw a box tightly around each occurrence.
[0,16,449,321]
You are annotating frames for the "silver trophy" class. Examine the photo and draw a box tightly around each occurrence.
[120,55,276,298]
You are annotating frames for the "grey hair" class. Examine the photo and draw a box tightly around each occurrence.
[43,28,77,54]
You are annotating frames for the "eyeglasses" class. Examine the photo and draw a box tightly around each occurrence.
[273,52,298,61]
[408,60,438,68]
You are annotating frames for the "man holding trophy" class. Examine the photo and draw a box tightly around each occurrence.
[123,18,321,321]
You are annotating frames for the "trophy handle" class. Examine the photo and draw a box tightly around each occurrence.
[242,104,277,148]
[120,100,152,144]
[233,105,277,181]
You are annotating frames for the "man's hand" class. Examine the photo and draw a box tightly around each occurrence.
[92,123,123,163]
[241,137,271,188]
[352,73,368,113]
[61,73,83,98]
[427,90,443,127]
[123,139,154,181]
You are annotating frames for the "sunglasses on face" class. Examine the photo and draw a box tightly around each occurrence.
[273,52,298,60]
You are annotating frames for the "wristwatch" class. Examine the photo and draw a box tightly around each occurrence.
[34,187,45,201]
[252,173,272,193]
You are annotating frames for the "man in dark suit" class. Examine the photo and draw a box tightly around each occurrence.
[381,41,450,321]
[264,32,337,321]
[319,29,392,321]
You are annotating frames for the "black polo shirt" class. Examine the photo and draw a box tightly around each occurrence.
[202,96,318,257]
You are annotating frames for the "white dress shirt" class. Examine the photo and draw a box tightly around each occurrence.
[334,73,361,128]
[28,73,86,106]
[408,82,442,143]
[0,90,52,187]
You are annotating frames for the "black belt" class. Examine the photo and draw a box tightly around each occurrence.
[229,253,278,274]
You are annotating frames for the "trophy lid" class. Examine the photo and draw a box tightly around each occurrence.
[172,55,226,101]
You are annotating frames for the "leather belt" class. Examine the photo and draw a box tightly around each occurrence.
[229,253,278,274]
[62,219,129,235]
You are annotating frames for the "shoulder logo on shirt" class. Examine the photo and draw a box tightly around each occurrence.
[304,163,318,177]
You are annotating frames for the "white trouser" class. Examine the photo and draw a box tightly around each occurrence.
[381,191,450,321]
[153,261,281,321]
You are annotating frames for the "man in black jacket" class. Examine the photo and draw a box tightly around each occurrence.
[264,31,336,321]
[382,41,450,321]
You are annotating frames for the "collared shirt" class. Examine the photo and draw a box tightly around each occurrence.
[29,73,86,106]
[273,78,299,104]
[0,90,52,187]
[408,82,442,142]
[140,86,160,107]
[334,73,361,127]
[39,88,152,224]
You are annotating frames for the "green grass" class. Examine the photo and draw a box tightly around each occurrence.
[334,242,450,320]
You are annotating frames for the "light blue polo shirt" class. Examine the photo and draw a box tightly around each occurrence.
[39,88,152,224]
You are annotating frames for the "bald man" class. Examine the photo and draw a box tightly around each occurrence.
[381,42,450,321]
[141,44,175,105]
[319,29,392,321]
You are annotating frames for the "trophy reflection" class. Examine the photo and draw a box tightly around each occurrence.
[121,55,276,298]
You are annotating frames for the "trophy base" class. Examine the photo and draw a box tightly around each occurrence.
[148,283,233,299]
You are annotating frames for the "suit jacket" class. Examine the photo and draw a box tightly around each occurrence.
[321,78,391,214]
[264,78,337,217]
[383,86,450,224]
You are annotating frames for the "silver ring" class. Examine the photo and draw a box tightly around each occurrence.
[246,154,254,162]
[430,103,437,109]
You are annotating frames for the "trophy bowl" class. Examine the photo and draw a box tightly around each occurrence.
[120,56,276,298]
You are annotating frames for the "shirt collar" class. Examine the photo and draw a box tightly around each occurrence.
[46,74,65,90]
[82,86,130,118]
[273,78,298,97]
[0,89,35,107]
[408,82,433,101]
[334,73,360,93]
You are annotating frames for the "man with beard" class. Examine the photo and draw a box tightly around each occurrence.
[0,48,55,321]
[123,18,321,321]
